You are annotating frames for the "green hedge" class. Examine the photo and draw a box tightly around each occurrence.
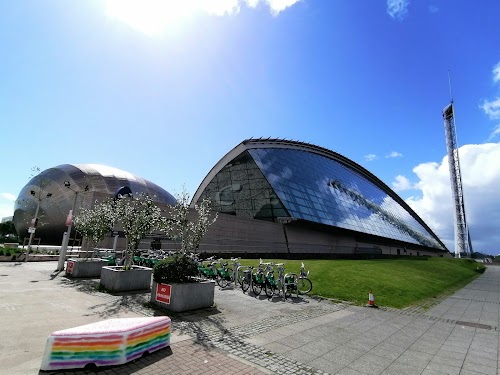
[153,253,199,284]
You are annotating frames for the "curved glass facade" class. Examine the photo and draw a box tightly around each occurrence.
[195,141,446,251]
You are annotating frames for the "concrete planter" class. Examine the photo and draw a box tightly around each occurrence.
[150,280,215,312]
[3,243,19,249]
[100,266,152,292]
[66,258,108,278]
[0,255,16,262]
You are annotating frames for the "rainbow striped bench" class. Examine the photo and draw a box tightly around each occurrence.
[40,316,171,371]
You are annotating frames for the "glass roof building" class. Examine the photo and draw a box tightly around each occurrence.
[193,138,448,256]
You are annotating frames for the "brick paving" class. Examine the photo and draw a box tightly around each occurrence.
[44,340,267,375]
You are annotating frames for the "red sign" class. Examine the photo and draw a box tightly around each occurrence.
[67,260,75,274]
[155,283,172,304]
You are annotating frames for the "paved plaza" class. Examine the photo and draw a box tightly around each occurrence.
[0,261,499,375]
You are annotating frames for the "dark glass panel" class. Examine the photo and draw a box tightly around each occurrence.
[197,151,291,221]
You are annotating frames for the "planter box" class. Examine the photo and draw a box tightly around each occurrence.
[150,280,215,312]
[66,258,108,278]
[100,266,152,292]
[0,255,16,262]
[3,243,19,249]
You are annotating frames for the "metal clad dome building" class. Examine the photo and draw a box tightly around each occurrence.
[13,164,176,244]
[192,138,448,257]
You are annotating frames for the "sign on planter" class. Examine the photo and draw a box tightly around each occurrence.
[67,260,75,274]
[156,283,172,304]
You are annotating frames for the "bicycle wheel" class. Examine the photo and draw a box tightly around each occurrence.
[226,268,233,282]
[216,274,229,288]
[297,277,312,294]
[274,280,284,297]
[265,281,275,298]
[284,284,292,299]
[241,272,250,293]
[252,281,262,296]
[237,268,245,286]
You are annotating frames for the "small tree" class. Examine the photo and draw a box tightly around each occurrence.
[0,221,17,242]
[73,199,116,259]
[115,193,163,269]
[164,189,217,254]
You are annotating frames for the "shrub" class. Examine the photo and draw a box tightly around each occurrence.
[153,253,199,284]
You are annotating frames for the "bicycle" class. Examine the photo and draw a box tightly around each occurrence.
[102,255,117,266]
[229,257,245,287]
[241,261,266,295]
[197,256,218,281]
[297,262,313,294]
[264,262,281,298]
[232,258,244,285]
[241,266,253,293]
[251,260,267,295]
[215,259,233,288]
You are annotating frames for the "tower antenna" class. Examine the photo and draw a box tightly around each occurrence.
[442,73,472,258]
[447,70,453,103]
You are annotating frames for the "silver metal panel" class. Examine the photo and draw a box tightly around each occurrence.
[13,164,176,244]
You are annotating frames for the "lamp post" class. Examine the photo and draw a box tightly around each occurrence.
[25,190,52,263]
[57,182,89,271]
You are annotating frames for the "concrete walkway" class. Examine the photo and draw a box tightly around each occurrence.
[0,261,498,375]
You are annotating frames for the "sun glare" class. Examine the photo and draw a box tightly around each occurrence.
[105,0,199,36]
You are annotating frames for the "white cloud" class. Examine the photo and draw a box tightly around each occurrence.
[264,0,301,15]
[105,0,301,36]
[493,62,500,83]
[482,97,500,120]
[205,0,302,16]
[202,0,240,16]
[387,0,410,20]
[386,151,403,158]
[392,175,413,192]
[0,193,16,220]
[0,193,16,201]
[364,154,377,161]
[487,124,500,141]
[405,143,500,254]
[482,63,500,140]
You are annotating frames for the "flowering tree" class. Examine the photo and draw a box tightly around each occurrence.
[73,199,116,259]
[164,190,217,253]
[115,193,163,269]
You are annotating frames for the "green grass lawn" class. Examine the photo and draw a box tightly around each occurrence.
[235,257,485,308]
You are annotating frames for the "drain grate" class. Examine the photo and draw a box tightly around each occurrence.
[455,320,492,330]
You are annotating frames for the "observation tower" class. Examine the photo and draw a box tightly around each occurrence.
[442,102,472,258]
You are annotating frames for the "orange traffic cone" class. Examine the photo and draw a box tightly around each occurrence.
[366,290,378,308]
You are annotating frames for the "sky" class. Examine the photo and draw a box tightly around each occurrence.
[1,0,499,254]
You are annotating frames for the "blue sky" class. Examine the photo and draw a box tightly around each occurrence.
[1,0,499,254]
